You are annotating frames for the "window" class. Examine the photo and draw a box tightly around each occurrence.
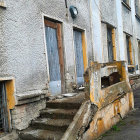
[123,0,130,6]
[107,27,116,62]
[135,0,140,17]
[126,35,133,65]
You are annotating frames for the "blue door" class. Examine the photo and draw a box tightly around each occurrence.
[45,20,64,95]
[74,30,84,86]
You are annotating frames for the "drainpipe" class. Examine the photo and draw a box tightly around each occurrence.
[65,0,68,8]
[65,0,69,21]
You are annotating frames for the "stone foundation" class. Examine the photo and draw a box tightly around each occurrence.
[11,99,46,130]
[82,92,134,140]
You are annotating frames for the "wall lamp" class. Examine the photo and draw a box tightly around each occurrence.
[69,6,78,19]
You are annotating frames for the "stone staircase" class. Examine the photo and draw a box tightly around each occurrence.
[19,92,86,140]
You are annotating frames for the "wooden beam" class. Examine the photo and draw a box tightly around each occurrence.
[112,29,117,61]
[82,32,88,71]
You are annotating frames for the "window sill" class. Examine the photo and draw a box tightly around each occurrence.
[136,14,140,21]
[128,65,135,73]
[0,1,6,8]
[122,1,131,11]
[128,65,135,68]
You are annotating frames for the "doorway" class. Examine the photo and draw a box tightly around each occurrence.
[138,41,140,71]
[44,19,64,95]
[73,29,86,86]
[0,82,9,133]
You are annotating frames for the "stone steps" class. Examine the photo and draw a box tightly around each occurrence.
[31,118,71,132]
[40,108,77,119]
[19,128,63,140]
[134,88,140,108]
[19,92,86,140]
[46,102,81,109]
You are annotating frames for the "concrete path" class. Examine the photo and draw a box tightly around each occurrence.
[100,88,140,140]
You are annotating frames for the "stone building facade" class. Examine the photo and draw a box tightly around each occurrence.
[0,0,139,133]
[93,0,140,73]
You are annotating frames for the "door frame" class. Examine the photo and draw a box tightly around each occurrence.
[138,41,140,71]
[73,27,88,84]
[44,19,65,94]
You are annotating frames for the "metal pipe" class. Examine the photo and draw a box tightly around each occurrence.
[65,0,68,8]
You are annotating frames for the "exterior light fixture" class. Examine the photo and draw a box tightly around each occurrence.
[69,6,78,19]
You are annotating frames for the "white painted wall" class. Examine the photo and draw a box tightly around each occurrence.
[115,0,126,61]
[90,0,103,63]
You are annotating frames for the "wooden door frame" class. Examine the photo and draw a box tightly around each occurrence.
[44,19,65,94]
[73,28,88,84]
[138,41,140,71]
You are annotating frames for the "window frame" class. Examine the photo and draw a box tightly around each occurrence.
[138,40,140,70]
[122,0,131,10]
[126,35,133,65]
[107,26,117,62]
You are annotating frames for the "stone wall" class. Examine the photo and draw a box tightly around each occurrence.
[82,92,134,140]
[11,99,46,130]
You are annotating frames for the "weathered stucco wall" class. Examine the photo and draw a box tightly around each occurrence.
[115,0,126,61]
[62,61,134,140]
[122,5,133,35]
[100,0,117,26]
[136,18,140,39]
[100,0,123,62]
[82,92,134,140]
[90,0,103,63]
[0,2,48,95]
[0,0,93,130]
[0,0,93,96]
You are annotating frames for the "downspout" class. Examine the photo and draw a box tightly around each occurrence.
[65,0,68,8]
[65,0,69,21]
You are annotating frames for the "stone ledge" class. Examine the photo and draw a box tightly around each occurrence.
[15,90,50,105]
[129,74,140,80]
[0,76,14,81]
[101,65,118,77]
[0,1,6,8]
[16,90,49,100]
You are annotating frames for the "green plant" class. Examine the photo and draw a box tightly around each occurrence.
[111,125,120,131]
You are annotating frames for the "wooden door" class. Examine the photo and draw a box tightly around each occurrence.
[138,42,140,70]
[74,30,84,86]
[45,20,64,95]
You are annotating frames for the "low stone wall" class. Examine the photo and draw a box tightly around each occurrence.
[62,62,134,140]
[82,92,134,140]
[62,89,134,140]
[11,99,46,130]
